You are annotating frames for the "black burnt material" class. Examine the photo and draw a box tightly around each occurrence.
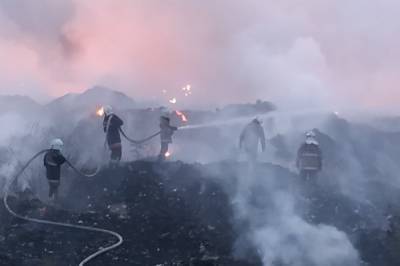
[0,161,260,266]
[3,160,400,265]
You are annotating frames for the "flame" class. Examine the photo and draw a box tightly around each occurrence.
[175,110,188,122]
[165,151,171,158]
[96,107,105,116]
[182,84,191,91]
[169,97,177,104]
[182,85,192,96]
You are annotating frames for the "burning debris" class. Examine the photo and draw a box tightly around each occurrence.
[2,87,400,266]
[96,107,105,117]
[182,84,192,97]
[175,110,188,123]
[0,161,260,266]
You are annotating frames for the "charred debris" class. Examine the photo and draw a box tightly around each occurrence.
[1,159,400,265]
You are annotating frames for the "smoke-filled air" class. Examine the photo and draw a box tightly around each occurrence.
[0,1,400,266]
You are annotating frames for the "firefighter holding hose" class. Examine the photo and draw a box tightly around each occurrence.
[158,116,178,161]
[44,139,66,201]
[296,131,322,182]
[102,105,124,167]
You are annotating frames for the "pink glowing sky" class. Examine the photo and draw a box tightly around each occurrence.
[0,0,399,109]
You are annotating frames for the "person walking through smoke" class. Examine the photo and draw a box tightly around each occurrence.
[239,118,266,163]
[103,105,124,167]
[296,131,322,182]
[44,139,66,201]
[158,116,178,161]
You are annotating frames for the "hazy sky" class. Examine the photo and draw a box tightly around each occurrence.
[0,0,399,109]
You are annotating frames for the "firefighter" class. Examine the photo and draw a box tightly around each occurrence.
[296,131,322,181]
[239,118,266,162]
[103,105,124,167]
[158,116,178,161]
[44,139,66,201]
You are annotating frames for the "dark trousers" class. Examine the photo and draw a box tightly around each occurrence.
[300,170,318,183]
[158,142,169,161]
[48,179,60,199]
[110,143,122,161]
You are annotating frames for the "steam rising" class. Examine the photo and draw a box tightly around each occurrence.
[0,1,399,265]
[1,0,400,109]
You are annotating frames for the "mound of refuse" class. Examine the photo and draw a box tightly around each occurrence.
[0,161,261,266]
[1,160,400,266]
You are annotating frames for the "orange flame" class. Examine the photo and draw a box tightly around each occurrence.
[96,107,105,116]
[175,110,188,122]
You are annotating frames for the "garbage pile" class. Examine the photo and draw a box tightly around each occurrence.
[0,161,260,266]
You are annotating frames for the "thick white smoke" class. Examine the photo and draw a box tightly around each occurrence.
[0,0,399,110]
[229,162,360,266]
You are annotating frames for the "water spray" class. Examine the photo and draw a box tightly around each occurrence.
[178,108,335,130]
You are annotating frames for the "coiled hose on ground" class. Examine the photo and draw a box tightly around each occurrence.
[3,149,123,266]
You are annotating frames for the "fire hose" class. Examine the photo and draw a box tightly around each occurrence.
[105,114,160,146]
[3,149,123,266]
[66,159,101,178]
[119,128,160,145]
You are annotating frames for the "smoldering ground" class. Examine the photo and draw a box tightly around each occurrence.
[1,0,400,264]
[2,93,400,265]
[176,109,400,265]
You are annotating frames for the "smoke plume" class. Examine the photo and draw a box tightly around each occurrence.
[0,0,399,110]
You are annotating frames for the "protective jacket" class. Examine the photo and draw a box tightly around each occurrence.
[44,150,66,181]
[239,120,266,153]
[296,143,322,171]
[103,114,124,146]
[160,122,177,144]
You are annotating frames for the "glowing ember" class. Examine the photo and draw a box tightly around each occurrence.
[165,151,171,157]
[96,107,105,116]
[182,84,192,95]
[169,97,177,104]
[182,84,191,91]
[175,110,188,122]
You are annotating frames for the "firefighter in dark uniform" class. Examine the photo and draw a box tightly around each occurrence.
[296,131,322,181]
[239,118,266,163]
[103,105,124,167]
[44,139,66,200]
[158,116,177,161]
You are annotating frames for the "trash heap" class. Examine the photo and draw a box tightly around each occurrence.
[0,161,260,266]
[1,160,400,266]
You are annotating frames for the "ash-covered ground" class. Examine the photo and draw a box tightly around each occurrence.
[2,88,400,265]
[1,159,400,266]
[0,161,259,266]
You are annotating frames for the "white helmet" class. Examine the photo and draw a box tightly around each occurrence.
[103,105,113,116]
[306,131,316,138]
[50,138,64,151]
[305,131,318,145]
[253,117,262,124]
